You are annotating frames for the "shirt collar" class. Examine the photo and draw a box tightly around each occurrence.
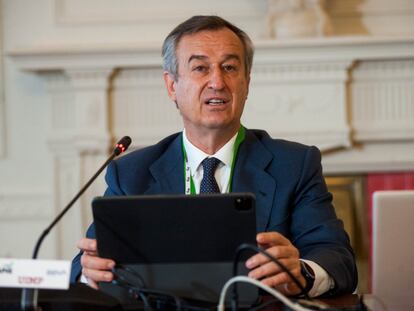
[182,129,238,174]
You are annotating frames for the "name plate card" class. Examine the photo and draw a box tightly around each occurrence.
[0,258,70,289]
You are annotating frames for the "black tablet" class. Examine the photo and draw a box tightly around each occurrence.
[92,193,258,308]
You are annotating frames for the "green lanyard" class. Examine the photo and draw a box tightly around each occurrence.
[182,126,245,195]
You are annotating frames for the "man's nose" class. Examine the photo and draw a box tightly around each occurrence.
[208,68,225,90]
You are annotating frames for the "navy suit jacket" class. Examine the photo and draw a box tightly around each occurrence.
[70,129,357,296]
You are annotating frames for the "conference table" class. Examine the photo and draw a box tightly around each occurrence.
[0,284,364,310]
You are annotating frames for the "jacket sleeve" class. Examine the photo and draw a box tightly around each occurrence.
[290,146,358,296]
[69,224,96,283]
[69,162,120,283]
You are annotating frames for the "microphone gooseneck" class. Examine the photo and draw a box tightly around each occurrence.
[21,136,132,311]
[31,136,131,260]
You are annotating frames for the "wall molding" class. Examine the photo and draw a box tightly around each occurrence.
[323,142,414,174]
[54,0,264,26]
[9,36,414,71]
[8,35,414,174]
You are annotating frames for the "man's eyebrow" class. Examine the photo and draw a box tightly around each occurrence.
[188,55,208,63]
[222,54,241,63]
[187,54,241,64]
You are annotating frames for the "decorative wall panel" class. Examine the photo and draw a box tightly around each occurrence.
[245,61,351,149]
[113,68,182,147]
[45,68,113,259]
[352,60,414,141]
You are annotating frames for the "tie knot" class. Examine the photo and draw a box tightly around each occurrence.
[201,157,221,173]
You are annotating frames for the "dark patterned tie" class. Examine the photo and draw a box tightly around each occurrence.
[200,157,221,193]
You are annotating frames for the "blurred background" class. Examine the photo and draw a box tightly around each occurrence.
[1,0,414,294]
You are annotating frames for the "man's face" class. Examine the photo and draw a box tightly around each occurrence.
[164,28,250,135]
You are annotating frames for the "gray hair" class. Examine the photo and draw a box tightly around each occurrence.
[162,15,254,80]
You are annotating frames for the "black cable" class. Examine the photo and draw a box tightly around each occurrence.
[140,288,183,311]
[112,267,183,311]
[138,292,153,311]
[111,277,153,311]
[114,264,146,288]
[232,243,309,310]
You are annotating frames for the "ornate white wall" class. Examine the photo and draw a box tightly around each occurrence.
[1,0,414,260]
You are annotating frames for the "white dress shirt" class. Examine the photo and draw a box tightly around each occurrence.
[182,129,238,193]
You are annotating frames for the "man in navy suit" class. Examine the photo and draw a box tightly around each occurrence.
[72,15,357,297]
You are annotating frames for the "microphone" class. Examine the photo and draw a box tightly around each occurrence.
[21,136,132,311]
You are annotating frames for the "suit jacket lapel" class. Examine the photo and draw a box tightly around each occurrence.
[232,130,276,232]
[145,134,184,195]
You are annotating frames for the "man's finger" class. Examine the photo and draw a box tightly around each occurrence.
[256,232,290,246]
[248,258,299,280]
[261,271,297,288]
[272,281,303,296]
[82,267,113,284]
[84,250,98,257]
[246,245,297,269]
[86,277,99,290]
[77,238,97,253]
[81,253,115,271]
[283,281,303,296]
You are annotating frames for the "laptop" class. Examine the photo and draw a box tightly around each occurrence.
[92,193,258,309]
[372,190,414,311]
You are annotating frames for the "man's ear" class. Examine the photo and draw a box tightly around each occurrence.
[246,74,251,100]
[163,71,177,102]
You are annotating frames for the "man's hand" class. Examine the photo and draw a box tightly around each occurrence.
[77,238,115,289]
[245,232,306,296]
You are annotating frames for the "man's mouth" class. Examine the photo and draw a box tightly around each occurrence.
[205,98,228,106]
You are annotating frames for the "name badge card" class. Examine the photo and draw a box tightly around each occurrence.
[0,258,70,289]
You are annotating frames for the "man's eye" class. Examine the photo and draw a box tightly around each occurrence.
[223,65,237,72]
[193,66,207,72]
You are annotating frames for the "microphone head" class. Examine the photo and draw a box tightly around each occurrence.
[114,136,132,155]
